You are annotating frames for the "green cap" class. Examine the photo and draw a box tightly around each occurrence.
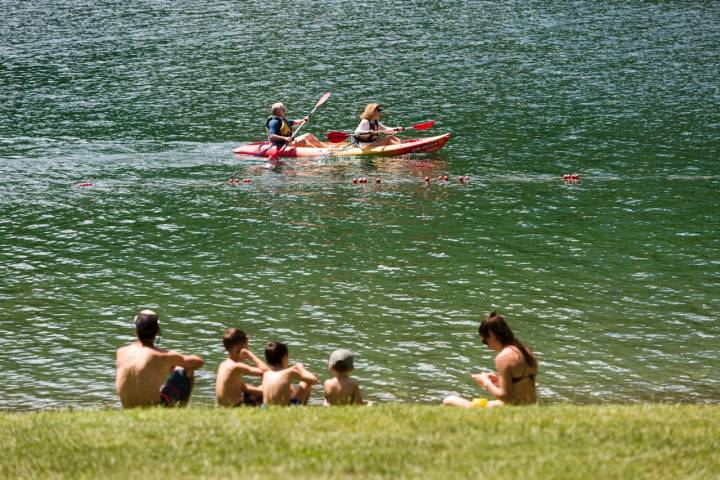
[328,349,354,372]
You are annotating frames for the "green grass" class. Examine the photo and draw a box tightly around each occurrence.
[1,404,718,479]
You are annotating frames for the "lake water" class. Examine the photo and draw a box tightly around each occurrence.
[1,1,719,410]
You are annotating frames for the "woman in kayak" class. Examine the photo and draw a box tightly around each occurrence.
[266,102,327,148]
[352,103,406,148]
[443,310,538,408]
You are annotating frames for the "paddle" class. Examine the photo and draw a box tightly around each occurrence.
[265,92,332,163]
[325,120,436,143]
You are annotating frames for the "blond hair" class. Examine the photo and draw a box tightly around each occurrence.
[360,103,382,121]
[270,102,286,116]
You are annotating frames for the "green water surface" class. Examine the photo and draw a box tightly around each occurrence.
[1,1,718,409]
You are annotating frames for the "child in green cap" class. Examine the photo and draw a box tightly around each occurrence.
[323,349,365,406]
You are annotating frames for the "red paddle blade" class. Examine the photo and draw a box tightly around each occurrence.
[311,91,332,113]
[326,131,350,143]
[412,120,436,131]
[267,145,281,160]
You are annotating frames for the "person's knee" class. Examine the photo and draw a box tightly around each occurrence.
[443,395,463,407]
[296,382,309,396]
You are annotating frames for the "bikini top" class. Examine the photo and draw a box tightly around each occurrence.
[511,360,536,384]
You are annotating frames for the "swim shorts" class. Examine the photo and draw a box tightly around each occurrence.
[236,391,262,407]
[159,368,193,407]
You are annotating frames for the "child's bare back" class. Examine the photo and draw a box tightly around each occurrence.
[262,366,301,405]
[324,375,362,405]
[261,341,317,406]
[215,328,268,407]
[323,349,364,406]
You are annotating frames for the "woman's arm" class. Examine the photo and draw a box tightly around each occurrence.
[482,352,516,403]
[377,121,404,134]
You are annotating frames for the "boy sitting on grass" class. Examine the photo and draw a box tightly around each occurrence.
[215,328,269,407]
[323,349,365,406]
[261,341,318,406]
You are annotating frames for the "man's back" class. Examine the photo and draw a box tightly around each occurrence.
[116,342,172,408]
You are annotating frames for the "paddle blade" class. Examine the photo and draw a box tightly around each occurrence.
[267,145,281,160]
[326,131,350,143]
[412,120,436,131]
[311,91,332,113]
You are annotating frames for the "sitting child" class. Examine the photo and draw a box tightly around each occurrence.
[215,328,269,407]
[261,341,318,406]
[324,349,365,406]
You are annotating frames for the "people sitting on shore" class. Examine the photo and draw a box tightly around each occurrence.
[323,349,365,406]
[261,341,318,406]
[115,309,205,408]
[443,310,538,408]
[215,328,269,407]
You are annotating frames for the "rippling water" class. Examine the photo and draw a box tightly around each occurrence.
[1,1,719,410]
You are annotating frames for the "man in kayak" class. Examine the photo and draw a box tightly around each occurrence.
[353,103,405,148]
[266,102,327,148]
[116,309,205,408]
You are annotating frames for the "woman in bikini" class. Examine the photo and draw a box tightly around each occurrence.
[443,311,538,408]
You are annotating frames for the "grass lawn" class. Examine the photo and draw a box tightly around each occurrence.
[1,404,718,479]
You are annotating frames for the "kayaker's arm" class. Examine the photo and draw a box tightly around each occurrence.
[270,116,310,143]
[268,133,292,143]
[292,116,310,127]
[377,121,405,135]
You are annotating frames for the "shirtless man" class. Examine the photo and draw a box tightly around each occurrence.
[323,349,364,406]
[215,328,269,407]
[115,309,205,408]
[261,341,318,406]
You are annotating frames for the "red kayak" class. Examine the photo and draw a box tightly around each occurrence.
[233,133,451,158]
